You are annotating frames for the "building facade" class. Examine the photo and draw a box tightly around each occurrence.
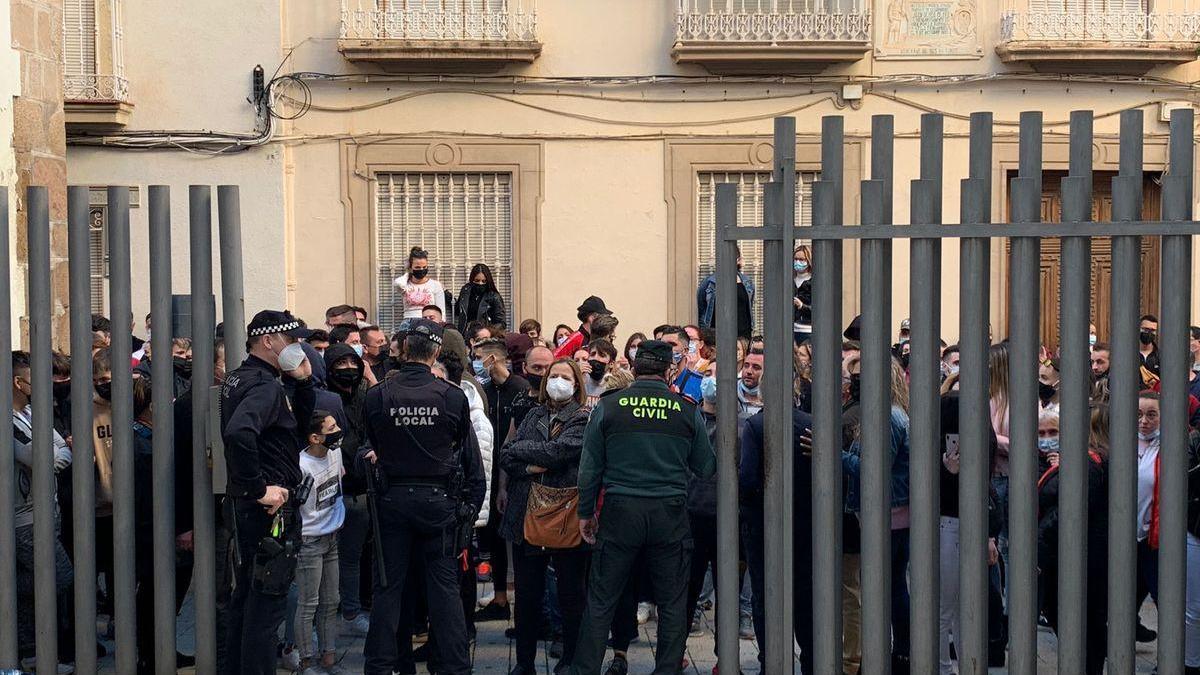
[60,0,1200,347]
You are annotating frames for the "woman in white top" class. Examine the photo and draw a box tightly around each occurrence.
[394,246,447,319]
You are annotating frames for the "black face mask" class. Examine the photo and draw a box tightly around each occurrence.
[329,368,363,391]
[94,381,112,401]
[173,356,193,377]
[1140,330,1156,346]
[1038,381,1057,404]
[323,430,344,450]
[588,360,607,383]
[53,380,71,401]
[410,268,428,280]
[848,374,861,403]
[899,353,910,370]
[525,373,543,393]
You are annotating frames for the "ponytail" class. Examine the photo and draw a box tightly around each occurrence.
[408,246,428,270]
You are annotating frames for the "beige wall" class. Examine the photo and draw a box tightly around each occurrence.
[0,0,21,342]
[65,0,1200,342]
[64,0,286,329]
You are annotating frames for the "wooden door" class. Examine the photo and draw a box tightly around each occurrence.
[1005,171,1161,351]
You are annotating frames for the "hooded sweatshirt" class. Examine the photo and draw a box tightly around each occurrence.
[324,343,371,496]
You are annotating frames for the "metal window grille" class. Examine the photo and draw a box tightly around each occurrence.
[375,172,514,333]
[84,187,139,313]
[697,171,814,332]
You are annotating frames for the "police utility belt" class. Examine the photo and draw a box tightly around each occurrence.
[244,474,313,597]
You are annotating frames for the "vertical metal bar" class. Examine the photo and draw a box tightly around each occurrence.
[148,186,177,674]
[1057,110,1094,675]
[67,186,97,675]
[0,188,14,670]
[1107,109,1143,674]
[858,179,892,675]
[714,184,740,674]
[811,115,845,675]
[958,112,993,675]
[190,186,217,673]
[1006,111,1042,675]
[908,112,943,675]
[218,186,247,367]
[762,179,794,674]
[1157,106,1194,675]
[107,186,137,675]
[762,116,795,675]
[27,186,57,675]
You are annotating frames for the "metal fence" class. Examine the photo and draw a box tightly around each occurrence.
[0,184,245,675]
[712,108,1197,674]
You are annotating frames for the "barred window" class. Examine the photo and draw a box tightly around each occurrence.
[695,172,816,332]
[375,173,513,333]
[85,187,140,315]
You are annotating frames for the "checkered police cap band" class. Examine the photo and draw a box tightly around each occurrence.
[249,320,301,337]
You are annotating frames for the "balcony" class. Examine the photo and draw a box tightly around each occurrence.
[997,0,1200,73]
[672,0,872,74]
[63,0,132,128]
[338,0,541,71]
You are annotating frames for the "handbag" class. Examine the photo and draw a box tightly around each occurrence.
[522,418,582,549]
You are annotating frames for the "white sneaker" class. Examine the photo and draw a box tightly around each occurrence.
[343,613,370,636]
[637,602,653,625]
[279,646,301,672]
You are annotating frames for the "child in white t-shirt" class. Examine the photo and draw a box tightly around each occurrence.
[295,411,347,675]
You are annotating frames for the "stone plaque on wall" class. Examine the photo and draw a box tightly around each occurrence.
[876,0,982,60]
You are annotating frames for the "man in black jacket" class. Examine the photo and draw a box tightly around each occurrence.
[220,310,316,675]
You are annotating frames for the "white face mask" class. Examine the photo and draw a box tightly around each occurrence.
[351,343,365,357]
[277,341,307,372]
[545,376,576,402]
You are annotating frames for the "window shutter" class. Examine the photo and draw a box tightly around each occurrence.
[695,171,817,331]
[375,172,514,333]
[63,0,96,77]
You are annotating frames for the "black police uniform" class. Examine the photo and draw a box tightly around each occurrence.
[220,312,315,675]
[361,323,486,675]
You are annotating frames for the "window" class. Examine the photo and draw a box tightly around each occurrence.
[63,0,96,82]
[375,173,513,333]
[695,171,816,332]
[85,187,140,313]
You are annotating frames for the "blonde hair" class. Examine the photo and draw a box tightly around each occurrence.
[602,368,634,393]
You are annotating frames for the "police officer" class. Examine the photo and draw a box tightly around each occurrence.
[220,309,316,675]
[572,340,716,675]
[360,318,486,675]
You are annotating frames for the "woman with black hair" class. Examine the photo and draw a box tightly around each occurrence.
[393,246,446,320]
[455,263,506,332]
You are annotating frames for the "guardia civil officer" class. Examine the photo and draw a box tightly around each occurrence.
[220,310,316,675]
[571,340,716,675]
[360,318,486,675]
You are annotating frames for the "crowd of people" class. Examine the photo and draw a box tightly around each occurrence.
[9,243,1200,675]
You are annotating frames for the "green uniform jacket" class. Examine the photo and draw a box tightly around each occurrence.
[577,379,716,518]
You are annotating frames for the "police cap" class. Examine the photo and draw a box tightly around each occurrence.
[407,318,444,345]
[634,339,672,366]
[248,309,313,339]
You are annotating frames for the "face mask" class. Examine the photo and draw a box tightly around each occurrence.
[899,353,910,370]
[1139,428,1160,442]
[351,343,365,357]
[688,342,698,356]
[587,360,607,383]
[277,341,307,372]
[173,356,193,377]
[473,281,486,288]
[1038,437,1059,454]
[628,347,638,361]
[948,364,959,377]
[525,373,543,392]
[545,376,575,403]
[410,268,428,280]
[1089,334,1098,346]
[672,351,683,365]
[556,335,568,347]
[848,373,861,402]
[1038,382,1057,403]
[738,379,760,399]
[323,430,344,450]
[1140,330,1156,346]
[52,380,71,401]
[794,260,809,273]
[700,376,717,402]
[94,381,112,401]
[329,368,363,391]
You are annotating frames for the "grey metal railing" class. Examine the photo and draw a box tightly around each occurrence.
[1,184,244,675]
[712,108,1197,674]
